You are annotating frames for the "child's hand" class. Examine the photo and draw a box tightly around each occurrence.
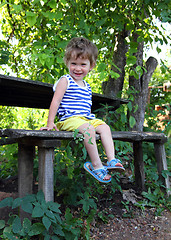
[40,124,59,131]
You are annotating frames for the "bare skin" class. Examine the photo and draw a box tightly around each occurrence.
[78,123,114,181]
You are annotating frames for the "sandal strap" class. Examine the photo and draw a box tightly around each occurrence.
[107,158,122,167]
[93,167,109,180]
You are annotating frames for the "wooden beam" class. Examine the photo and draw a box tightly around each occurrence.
[154,142,171,196]
[18,144,34,221]
[38,147,54,202]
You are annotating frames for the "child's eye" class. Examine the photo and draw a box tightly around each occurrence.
[82,63,86,66]
[71,62,76,65]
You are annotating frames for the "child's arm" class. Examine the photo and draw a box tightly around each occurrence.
[40,77,68,131]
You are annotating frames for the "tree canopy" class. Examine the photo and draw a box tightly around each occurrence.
[0,0,170,81]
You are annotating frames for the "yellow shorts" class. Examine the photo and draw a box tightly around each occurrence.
[57,116,105,131]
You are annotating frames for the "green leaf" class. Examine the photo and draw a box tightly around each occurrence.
[12,216,22,233]
[22,194,36,202]
[12,198,22,209]
[46,210,57,223]
[53,225,65,236]
[110,70,120,79]
[48,201,61,213]
[82,146,87,160]
[74,129,79,138]
[21,201,33,213]
[60,0,67,6]
[0,197,13,208]
[127,56,137,65]
[48,0,57,8]
[0,220,5,229]
[23,218,32,234]
[64,208,73,222]
[83,201,89,214]
[162,170,171,178]
[26,12,37,27]
[52,236,60,240]
[42,216,51,230]
[97,63,106,71]
[13,4,22,13]
[54,213,62,224]
[127,102,132,111]
[36,190,45,202]
[0,2,6,8]
[129,116,136,128]
[156,46,161,53]
[32,206,44,218]
[28,223,45,236]
[88,137,93,145]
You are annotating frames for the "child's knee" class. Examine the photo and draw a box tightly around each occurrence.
[83,124,96,137]
[96,123,111,134]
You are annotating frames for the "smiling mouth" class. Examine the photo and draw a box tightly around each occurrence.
[74,72,82,76]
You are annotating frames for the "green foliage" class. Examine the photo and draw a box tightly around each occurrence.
[0,40,11,65]
[0,107,48,179]
[0,191,84,239]
[78,192,97,214]
[0,0,170,85]
[0,144,18,178]
[145,63,171,136]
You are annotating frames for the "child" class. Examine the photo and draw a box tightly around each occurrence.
[40,37,125,183]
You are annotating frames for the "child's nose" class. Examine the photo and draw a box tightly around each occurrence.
[75,65,81,71]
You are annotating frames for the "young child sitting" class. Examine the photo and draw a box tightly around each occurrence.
[40,37,125,183]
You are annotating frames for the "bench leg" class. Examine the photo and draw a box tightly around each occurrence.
[133,141,145,191]
[38,147,54,202]
[18,144,34,221]
[18,144,34,198]
[154,142,170,195]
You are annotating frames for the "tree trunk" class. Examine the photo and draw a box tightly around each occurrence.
[102,28,129,97]
[128,33,158,131]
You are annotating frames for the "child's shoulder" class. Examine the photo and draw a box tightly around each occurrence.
[53,75,69,92]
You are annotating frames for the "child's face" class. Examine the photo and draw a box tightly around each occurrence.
[67,54,94,81]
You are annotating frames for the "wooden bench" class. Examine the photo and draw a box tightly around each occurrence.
[0,74,170,203]
[0,129,169,202]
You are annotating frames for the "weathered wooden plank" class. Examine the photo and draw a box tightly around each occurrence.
[38,147,54,202]
[0,129,168,143]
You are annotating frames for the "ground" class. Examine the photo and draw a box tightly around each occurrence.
[0,176,170,240]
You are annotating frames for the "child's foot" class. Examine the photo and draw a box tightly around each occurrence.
[106,158,125,172]
[84,162,111,183]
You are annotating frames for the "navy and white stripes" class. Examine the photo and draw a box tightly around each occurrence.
[53,74,95,121]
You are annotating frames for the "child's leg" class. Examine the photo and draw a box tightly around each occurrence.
[95,124,115,162]
[78,123,111,180]
[95,124,124,169]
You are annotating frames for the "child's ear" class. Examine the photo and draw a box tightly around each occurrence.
[89,62,96,71]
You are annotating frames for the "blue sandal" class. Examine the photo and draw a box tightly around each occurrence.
[106,158,125,171]
[84,162,111,183]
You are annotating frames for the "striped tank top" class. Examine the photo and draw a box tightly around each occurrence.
[53,74,95,121]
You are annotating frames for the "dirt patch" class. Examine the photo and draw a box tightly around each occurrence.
[91,208,171,239]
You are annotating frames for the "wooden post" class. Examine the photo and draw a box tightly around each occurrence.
[154,142,170,195]
[133,141,145,191]
[18,144,34,198]
[38,147,54,202]
[18,143,34,220]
